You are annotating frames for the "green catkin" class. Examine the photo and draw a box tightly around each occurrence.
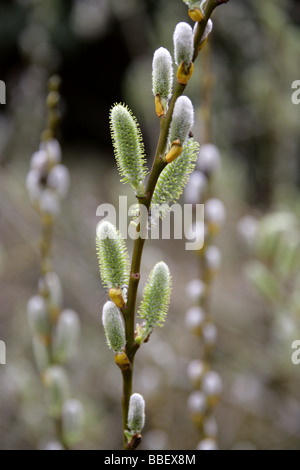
[96,221,129,290]
[138,262,171,337]
[152,138,199,214]
[110,104,148,193]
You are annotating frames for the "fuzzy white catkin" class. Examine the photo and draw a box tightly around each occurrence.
[30,149,48,174]
[202,322,218,346]
[205,199,226,227]
[62,399,85,446]
[201,19,213,42]
[196,438,218,451]
[43,441,64,450]
[185,306,205,331]
[185,278,205,302]
[152,47,173,101]
[32,336,50,373]
[27,295,49,335]
[204,417,218,438]
[197,143,221,176]
[43,366,70,418]
[186,221,205,248]
[43,271,63,309]
[26,169,42,203]
[102,301,125,352]
[187,359,206,386]
[41,138,62,165]
[184,171,207,204]
[205,246,221,271]
[169,96,194,145]
[202,371,223,396]
[128,393,145,434]
[39,189,61,216]
[187,391,207,414]
[47,164,70,199]
[237,215,259,248]
[173,22,194,66]
[53,309,80,362]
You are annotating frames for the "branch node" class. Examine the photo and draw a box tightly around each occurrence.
[131,272,140,280]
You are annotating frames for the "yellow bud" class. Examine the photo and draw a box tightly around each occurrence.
[39,334,52,347]
[155,93,165,117]
[165,140,183,163]
[199,37,208,51]
[207,221,221,236]
[41,213,54,227]
[115,351,131,371]
[204,343,215,358]
[188,8,204,22]
[177,61,194,85]
[48,75,61,92]
[207,394,220,409]
[50,306,60,324]
[47,91,60,109]
[47,109,60,130]
[109,287,126,308]
[191,413,205,427]
[41,129,53,142]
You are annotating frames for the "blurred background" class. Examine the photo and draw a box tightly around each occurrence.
[0,0,300,450]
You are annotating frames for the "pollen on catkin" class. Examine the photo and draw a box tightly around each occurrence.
[153,138,199,215]
[138,261,171,338]
[110,104,147,192]
[96,221,129,291]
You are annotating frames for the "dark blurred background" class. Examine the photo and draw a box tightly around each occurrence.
[0,0,300,450]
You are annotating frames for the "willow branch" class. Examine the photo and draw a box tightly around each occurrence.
[121,0,230,449]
